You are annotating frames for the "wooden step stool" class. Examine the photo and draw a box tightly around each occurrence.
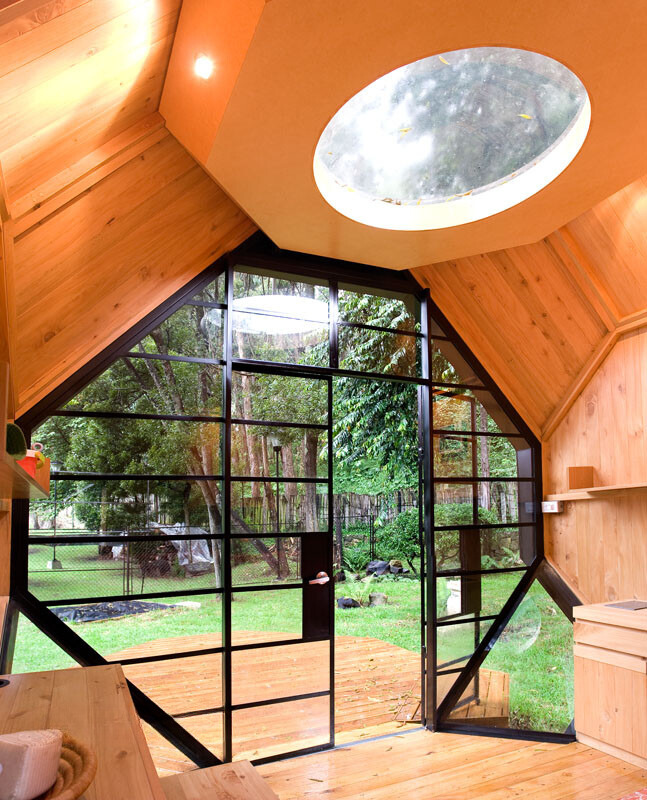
[160,761,279,800]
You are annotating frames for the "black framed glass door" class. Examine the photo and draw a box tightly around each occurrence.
[223,365,334,761]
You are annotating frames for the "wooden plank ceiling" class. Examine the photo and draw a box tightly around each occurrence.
[413,172,647,439]
[3,0,647,444]
[0,0,257,417]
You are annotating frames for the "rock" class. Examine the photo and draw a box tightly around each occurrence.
[337,597,361,609]
[335,569,346,583]
[368,592,388,607]
[347,573,360,582]
[389,559,403,568]
[366,560,390,576]
[389,565,403,574]
[175,601,202,609]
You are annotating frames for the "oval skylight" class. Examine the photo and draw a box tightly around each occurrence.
[313,47,590,231]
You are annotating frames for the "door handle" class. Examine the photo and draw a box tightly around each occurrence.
[309,571,330,585]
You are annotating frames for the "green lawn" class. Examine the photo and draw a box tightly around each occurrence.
[16,547,573,734]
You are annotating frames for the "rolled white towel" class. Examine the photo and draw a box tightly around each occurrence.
[0,729,62,800]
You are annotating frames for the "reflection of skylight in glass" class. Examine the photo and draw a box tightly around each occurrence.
[232,295,329,334]
[314,47,590,231]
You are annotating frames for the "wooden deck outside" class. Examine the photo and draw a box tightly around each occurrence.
[110,632,508,774]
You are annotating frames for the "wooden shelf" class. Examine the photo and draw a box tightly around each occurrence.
[546,482,647,502]
[0,451,49,500]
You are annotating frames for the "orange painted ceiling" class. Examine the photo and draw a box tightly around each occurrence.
[161,0,647,269]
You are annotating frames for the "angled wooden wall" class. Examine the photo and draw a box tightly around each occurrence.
[544,328,647,603]
[10,131,256,416]
[412,172,647,441]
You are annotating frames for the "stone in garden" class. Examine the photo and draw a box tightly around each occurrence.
[175,601,201,609]
[335,569,346,583]
[389,565,403,574]
[389,559,403,568]
[369,592,388,606]
[337,597,361,609]
[366,560,390,576]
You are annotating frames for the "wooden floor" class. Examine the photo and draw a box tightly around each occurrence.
[258,729,647,800]
[110,632,423,772]
[111,632,513,774]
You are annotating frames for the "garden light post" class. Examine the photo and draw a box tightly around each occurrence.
[268,432,284,579]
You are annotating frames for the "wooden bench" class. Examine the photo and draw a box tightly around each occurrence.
[160,761,279,800]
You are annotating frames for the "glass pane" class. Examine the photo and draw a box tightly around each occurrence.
[339,326,420,376]
[234,268,329,306]
[437,619,487,671]
[35,419,222,476]
[30,479,224,538]
[433,433,527,479]
[122,359,223,417]
[434,482,523,527]
[179,713,224,763]
[433,388,520,435]
[231,538,301,586]
[435,528,528,572]
[232,312,328,366]
[231,589,302,646]
[314,47,589,230]
[59,359,223,418]
[432,340,482,385]
[445,581,574,733]
[136,305,223,361]
[45,595,224,658]
[233,695,330,760]
[191,273,225,305]
[142,719,218,774]
[28,539,222,602]
[436,572,523,621]
[231,481,328,534]
[232,371,328,425]
[122,652,222,717]
[232,425,327,479]
[10,613,77,673]
[338,285,419,332]
[232,640,329,705]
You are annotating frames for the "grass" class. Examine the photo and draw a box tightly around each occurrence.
[16,544,573,733]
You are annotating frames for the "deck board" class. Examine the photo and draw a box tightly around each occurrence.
[109,632,507,773]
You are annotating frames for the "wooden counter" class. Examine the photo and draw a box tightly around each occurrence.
[574,601,647,768]
[0,664,165,800]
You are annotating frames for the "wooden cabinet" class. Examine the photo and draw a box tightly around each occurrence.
[574,601,647,767]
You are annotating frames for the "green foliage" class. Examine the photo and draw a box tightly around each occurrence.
[342,541,372,574]
[378,509,420,571]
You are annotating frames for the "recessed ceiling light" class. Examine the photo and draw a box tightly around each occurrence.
[194,55,214,80]
[314,47,590,231]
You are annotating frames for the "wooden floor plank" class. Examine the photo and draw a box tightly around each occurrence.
[112,632,509,773]
[258,730,647,800]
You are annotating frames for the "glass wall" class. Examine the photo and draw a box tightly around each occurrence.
[11,250,557,773]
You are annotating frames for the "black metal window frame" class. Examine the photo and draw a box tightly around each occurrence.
[3,232,573,770]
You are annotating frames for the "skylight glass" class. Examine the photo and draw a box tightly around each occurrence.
[313,47,590,231]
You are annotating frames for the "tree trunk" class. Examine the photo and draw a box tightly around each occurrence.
[303,431,320,531]
[478,405,491,512]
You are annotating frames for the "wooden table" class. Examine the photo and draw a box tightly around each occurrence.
[0,664,165,800]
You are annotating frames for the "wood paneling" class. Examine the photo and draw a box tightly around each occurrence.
[0,0,181,208]
[544,328,647,603]
[413,173,647,438]
[11,132,256,416]
[413,236,612,437]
